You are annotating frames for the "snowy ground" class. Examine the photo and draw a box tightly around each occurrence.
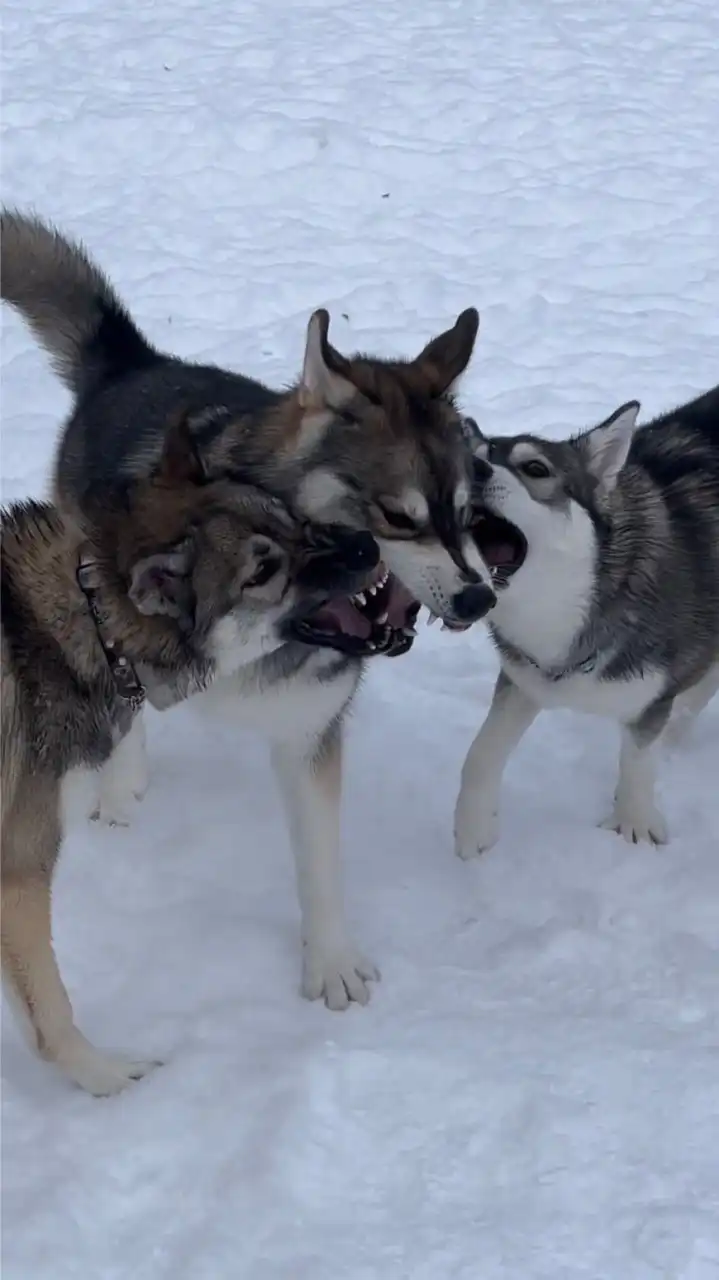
[2,0,719,1275]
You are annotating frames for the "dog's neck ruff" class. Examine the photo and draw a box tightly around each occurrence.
[494,629,599,683]
[76,552,146,713]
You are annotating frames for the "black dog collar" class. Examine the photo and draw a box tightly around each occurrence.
[76,553,146,712]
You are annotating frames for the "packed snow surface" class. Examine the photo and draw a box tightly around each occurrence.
[2,0,718,1275]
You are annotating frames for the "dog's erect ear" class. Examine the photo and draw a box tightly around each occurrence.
[414,308,480,394]
[154,411,206,487]
[580,401,640,496]
[460,414,487,449]
[298,310,356,413]
[128,538,195,630]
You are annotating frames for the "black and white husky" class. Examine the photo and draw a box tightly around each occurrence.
[456,388,719,855]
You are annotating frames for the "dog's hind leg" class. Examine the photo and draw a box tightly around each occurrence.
[600,697,673,846]
[271,724,379,1011]
[2,781,158,1095]
[454,670,539,858]
[665,662,719,747]
[90,713,149,827]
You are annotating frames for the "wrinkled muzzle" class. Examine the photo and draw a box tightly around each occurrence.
[377,534,496,630]
[285,525,421,657]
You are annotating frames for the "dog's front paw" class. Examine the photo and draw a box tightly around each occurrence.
[600,801,669,846]
[52,1032,162,1096]
[90,807,131,829]
[89,791,141,828]
[89,777,147,828]
[301,940,380,1011]
[454,790,499,859]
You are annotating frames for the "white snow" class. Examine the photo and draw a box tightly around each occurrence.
[2,0,719,1275]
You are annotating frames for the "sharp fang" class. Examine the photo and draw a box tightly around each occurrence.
[377,611,388,624]
[427,613,440,627]
[368,585,377,596]
[404,625,416,636]
[355,591,366,606]
[367,641,377,651]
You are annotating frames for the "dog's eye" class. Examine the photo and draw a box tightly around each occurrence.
[520,459,551,480]
[245,557,281,588]
[378,505,417,533]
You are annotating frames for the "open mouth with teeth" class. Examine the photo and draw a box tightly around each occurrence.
[471,510,527,585]
[290,563,421,657]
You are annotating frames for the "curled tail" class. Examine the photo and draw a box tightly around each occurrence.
[1,209,158,398]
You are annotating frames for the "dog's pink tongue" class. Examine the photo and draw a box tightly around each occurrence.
[311,600,372,638]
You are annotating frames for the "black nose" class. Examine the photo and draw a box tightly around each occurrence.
[297,527,380,588]
[451,582,496,622]
[326,528,380,572]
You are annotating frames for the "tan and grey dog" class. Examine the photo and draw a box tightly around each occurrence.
[1,210,500,1011]
[1,413,383,1094]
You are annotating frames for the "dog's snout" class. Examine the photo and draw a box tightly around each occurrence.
[451,582,496,623]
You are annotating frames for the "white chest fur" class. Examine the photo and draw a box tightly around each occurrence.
[501,654,666,722]
[486,478,666,722]
[489,500,598,670]
[195,647,359,748]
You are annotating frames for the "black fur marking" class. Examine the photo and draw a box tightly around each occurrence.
[85,298,161,389]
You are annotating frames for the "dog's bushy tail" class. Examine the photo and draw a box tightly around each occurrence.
[1,209,158,399]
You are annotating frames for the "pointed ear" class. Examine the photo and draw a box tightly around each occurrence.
[414,308,480,394]
[579,401,640,496]
[128,539,195,630]
[154,410,206,487]
[298,310,356,412]
[460,414,486,448]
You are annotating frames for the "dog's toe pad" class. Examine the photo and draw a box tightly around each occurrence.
[302,943,380,1011]
[454,797,499,860]
[52,1033,161,1096]
[599,806,669,846]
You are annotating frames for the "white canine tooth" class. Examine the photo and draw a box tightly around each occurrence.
[355,591,366,606]
[368,585,377,596]
[367,641,377,651]
[378,611,388,624]
[427,613,440,627]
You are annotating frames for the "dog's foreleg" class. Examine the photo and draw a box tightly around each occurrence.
[601,698,673,845]
[271,726,379,1011]
[91,713,149,827]
[1,789,159,1093]
[454,670,539,858]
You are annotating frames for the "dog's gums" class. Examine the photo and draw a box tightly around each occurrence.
[290,563,420,657]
